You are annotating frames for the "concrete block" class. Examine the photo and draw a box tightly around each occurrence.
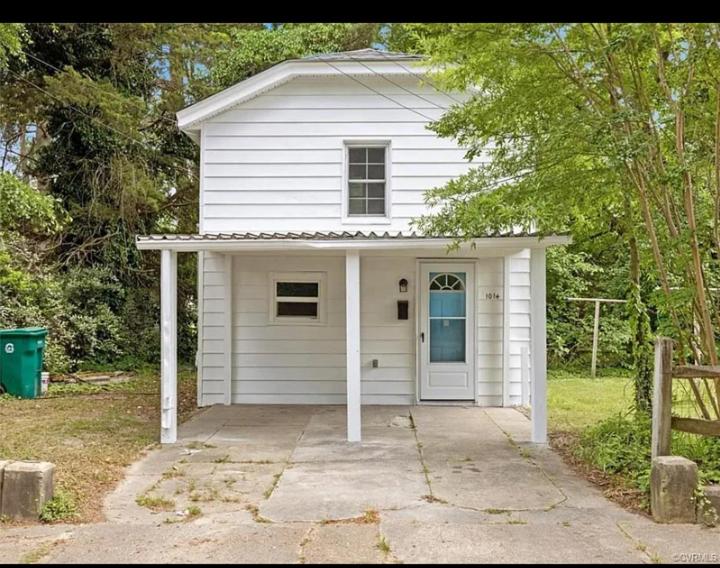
[0,460,11,507]
[703,485,720,515]
[0,461,54,520]
[651,456,697,524]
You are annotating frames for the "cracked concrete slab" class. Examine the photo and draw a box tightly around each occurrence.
[2,404,718,564]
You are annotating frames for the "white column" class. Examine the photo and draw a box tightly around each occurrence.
[530,247,547,444]
[223,254,233,405]
[160,249,178,444]
[345,250,361,442]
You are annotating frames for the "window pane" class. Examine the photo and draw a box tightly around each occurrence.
[429,291,465,317]
[367,164,385,180]
[349,164,366,180]
[349,198,366,214]
[367,198,385,215]
[430,319,466,362]
[277,302,318,317]
[348,147,366,163]
[349,182,366,198]
[367,183,385,198]
[277,282,319,297]
[367,147,385,163]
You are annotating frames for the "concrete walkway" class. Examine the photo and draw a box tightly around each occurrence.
[1,405,719,563]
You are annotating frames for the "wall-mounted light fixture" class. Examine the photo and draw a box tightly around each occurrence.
[399,278,408,293]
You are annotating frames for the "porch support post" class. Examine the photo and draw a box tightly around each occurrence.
[160,249,178,444]
[345,249,362,442]
[530,247,547,444]
[223,254,233,405]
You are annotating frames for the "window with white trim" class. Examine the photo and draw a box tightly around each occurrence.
[269,272,326,324]
[346,145,388,216]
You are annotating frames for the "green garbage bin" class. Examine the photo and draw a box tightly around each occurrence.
[0,327,47,399]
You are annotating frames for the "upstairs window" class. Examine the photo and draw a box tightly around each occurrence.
[269,272,326,324]
[347,145,388,217]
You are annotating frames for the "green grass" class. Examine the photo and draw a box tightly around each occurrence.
[547,366,720,513]
[548,367,634,432]
[0,367,197,523]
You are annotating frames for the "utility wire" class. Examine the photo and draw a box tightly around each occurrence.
[21,49,177,126]
[5,68,198,182]
[374,49,468,106]
[314,56,441,123]
[345,54,450,112]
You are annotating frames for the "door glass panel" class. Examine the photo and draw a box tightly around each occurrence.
[430,319,466,362]
[428,272,467,363]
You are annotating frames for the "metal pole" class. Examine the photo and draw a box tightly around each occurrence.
[591,300,600,378]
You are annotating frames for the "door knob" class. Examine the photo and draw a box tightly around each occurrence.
[420,332,425,343]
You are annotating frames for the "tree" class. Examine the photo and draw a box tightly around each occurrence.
[400,23,720,416]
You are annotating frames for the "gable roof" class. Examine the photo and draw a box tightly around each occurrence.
[176,49,429,142]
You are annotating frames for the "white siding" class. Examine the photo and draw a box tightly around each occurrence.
[194,72,536,408]
[200,254,420,406]
[476,258,505,406]
[200,75,483,233]
[506,249,532,405]
[198,252,532,407]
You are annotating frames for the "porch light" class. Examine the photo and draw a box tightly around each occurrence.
[399,278,408,293]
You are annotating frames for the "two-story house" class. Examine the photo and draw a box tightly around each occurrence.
[136,49,569,445]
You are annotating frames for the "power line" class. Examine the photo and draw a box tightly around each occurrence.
[345,54,450,112]
[5,68,197,182]
[373,50,467,107]
[21,49,177,126]
[313,56,441,123]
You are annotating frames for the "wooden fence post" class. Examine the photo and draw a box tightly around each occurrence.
[651,337,674,460]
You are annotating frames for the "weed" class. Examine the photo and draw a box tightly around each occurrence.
[40,489,78,522]
[213,455,231,464]
[135,494,175,512]
[263,473,282,499]
[377,535,391,555]
[246,503,271,523]
[19,542,54,564]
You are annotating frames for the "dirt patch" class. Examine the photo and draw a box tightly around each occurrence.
[0,368,198,524]
[549,430,648,516]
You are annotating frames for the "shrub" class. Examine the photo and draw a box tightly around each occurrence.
[40,489,78,522]
[575,412,720,503]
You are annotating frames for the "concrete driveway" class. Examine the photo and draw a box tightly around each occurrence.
[1,405,719,563]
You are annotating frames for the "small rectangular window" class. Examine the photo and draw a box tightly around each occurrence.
[270,272,326,324]
[347,145,387,217]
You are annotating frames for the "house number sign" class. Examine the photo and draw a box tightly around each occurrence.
[484,292,501,300]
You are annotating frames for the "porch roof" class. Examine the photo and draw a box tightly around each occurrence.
[135,230,570,252]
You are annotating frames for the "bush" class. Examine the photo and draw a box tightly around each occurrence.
[575,412,720,504]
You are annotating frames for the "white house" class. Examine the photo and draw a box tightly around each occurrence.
[136,49,569,445]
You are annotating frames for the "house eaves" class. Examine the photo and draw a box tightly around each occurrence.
[176,57,431,142]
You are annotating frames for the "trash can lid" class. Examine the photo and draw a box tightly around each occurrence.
[0,327,48,337]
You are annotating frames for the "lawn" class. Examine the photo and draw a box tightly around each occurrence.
[548,367,635,432]
[0,367,197,523]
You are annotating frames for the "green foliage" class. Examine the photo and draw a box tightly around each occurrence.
[0,172,63,235]
[575,412,720,503]
[0,24,26,70]
[211,23,380,88]
[39,488,79,522]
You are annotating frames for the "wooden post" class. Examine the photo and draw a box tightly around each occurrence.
[591,300,600,378]
[345,250,361,443]
[160,249,178,444]
[223,254,233,405]
[651,337,674,460]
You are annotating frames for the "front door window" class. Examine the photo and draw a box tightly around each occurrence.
[428,272,466,362]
